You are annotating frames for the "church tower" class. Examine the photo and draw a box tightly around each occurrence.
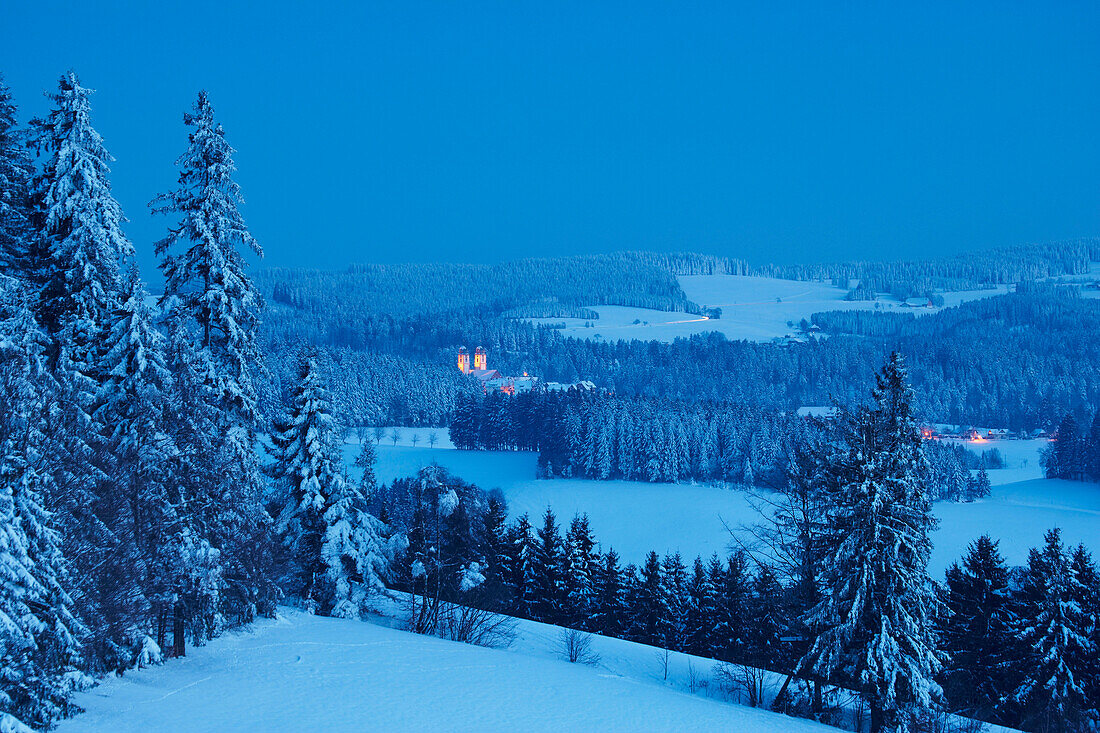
[474,346,487,371]
[457,346,470,374]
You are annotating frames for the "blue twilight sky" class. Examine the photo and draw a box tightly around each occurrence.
[2,2,1099,275]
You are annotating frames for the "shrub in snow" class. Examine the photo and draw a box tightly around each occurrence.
[459,562,485,592]
[558,628,600,666]
[134,636,163,668]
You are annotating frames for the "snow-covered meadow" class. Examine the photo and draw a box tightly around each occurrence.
[347,432,1100,578]
[58,605,843,733]
[522,275,1010,344]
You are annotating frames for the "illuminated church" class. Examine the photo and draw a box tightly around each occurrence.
[457,346,534,395]
[456,347,592,396]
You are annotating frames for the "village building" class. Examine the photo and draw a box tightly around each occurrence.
[456,347,594,395]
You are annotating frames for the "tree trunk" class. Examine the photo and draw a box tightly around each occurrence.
[869,700,884,733]
[156,606,168,652]
[771,672,795,712]
[173,602,186,658]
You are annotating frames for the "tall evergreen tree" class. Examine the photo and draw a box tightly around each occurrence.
[152,91,273,623]
[1068,544,1100,727]
[941,535,1015,724]
[1012,529,1094,733]
[748,566,785,668]
[797,353,942,732]
[658,552,688,651]
[713,551,751,662]
[684,556,715,656]
[0,76,36,284]
[632,551,664,646]
[32,70,132,346]
[1043,413,1083,480]
[591,548,624,637]
[355,439,377,501]
[532,508,565,623]
[504,514,535,618]
[479,497,510,610]
[1085,410,1100,482]
[31,70,132,672]
[270,356,385,616]
[563,514,597,628]
[88,274,184,669]
[0,284,85,728]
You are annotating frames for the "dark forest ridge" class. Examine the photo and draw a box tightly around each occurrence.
[256,238,1100,320]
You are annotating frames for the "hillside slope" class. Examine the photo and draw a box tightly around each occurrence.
[57,608,839,733]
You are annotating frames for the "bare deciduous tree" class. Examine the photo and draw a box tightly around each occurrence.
[714,661,770,709]
[559,628,600,665]
[439,603,517,649]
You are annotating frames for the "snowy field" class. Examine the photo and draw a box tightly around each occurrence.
[522,275,1009,343]
[346,434,1100,578]
[57,605,841,733]
[940,437,1047,485]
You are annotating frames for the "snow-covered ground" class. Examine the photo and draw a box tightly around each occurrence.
[522,275,1010,343]
[940,437,1047,485]
[346,433,1099,578]
[57,605,840,733]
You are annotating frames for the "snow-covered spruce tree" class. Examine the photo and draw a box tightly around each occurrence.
[157,307,225,653]
[796,353,942,732]
[1042,413,1082,480]
[1086,410,1100,482]
[1011,529,1094,733]
[32,70,132,360]
[966,464,991,501]
[0,282,85,728]
[713,551,750,662]
[684,557,715,656]
[270,356,386,616]
[658,552,688,651]
[152,91,274,623]
[563,514,597,628]
[1068,545,1100,728]
[532,508,565,624]
[590,548,624,637]
[631,551,664,646]
[941,535,1015,725]
[504,514,536,618]
[0,76,37,284]
[320,467,389,619]
[355,439,377,502]
[94,272,213,664]
[31,70,133,672]
[479,497,510,609]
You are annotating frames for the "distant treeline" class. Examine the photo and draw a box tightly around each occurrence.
[501,301,601,320]
[260,283,1100,432]
[448,388,985,500]
[1042,410,1100,483]
[450,389,805,486]
[256,253,700,320]
[480,285,1100,432]
[628,239,1099,301]
[263,346,478,427]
